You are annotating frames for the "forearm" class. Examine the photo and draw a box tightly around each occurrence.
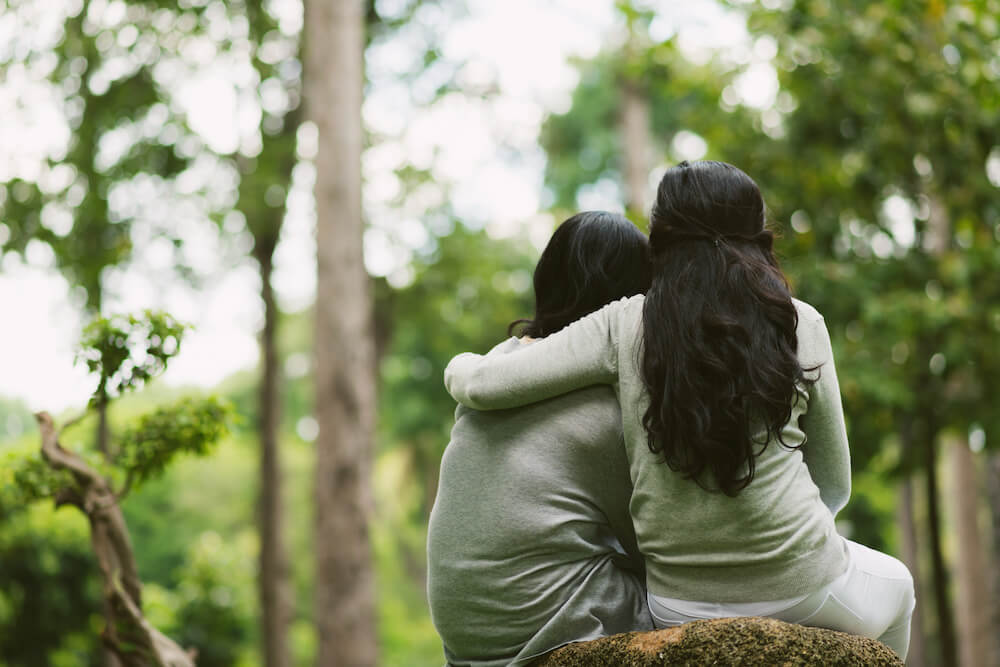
[444,298,625,410]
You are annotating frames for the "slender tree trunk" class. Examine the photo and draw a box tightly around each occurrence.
[97,399,110,457]
[948,438,991,667]
[618,8,650,218]
[96,393,119,667]
[924,191,989,665]
[307,0,377,665]
[92,290,120,667]
[898,417,927,667]
[620,79,650,216]
[925,436,958,667]
[986,451,1000,667]
[898,476,927,667]
[257,247,293,667]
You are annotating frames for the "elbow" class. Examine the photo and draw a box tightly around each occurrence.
[444,354,488,409]
[828,481,851,518]
[450,380,484,410]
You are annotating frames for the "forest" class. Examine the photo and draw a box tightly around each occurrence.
[1,0,999,665]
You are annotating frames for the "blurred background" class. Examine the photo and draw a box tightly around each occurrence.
[1,0,998,665]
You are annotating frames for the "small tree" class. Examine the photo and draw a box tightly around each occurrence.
[1,311,230,666]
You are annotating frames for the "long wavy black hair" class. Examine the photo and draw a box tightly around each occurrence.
[510,211,651,338]
[641,160,811,496]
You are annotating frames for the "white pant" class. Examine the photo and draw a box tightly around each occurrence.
[647,540,916,660]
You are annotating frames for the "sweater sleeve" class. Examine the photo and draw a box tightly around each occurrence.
[799,312,852,517]
[443,297,628,410]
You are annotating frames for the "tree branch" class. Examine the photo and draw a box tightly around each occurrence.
[37,412,102,484]
[34,411,195,666]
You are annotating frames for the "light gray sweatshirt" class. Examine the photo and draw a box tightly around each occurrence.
[445,295,851,603]
[428,338,654,667]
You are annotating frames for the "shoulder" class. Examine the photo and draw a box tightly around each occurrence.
[454,385,622,447]
[607,293,645,327]
[792,298,834,364]
[600,293,645,313]
[534,385,624,443]
[484,337,521,357]
[792,298,825,325]
[792,298,829,340]
[621,293,645,310]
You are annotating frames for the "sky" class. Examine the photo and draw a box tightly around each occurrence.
[0,0,754,422]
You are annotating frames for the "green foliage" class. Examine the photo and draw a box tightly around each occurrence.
[0,396,33,443]
[728,0,1000,472]
[122,435,258,589]
[373,449,444,666]
[76,311,188,405]
[0,307,232,662]
[116,396,231,487]
[169,531,258,667]
[545,0,1000,472]
[0,0,214,310]
[541,41,756,215]
[0,449,74,509]
[376,224,535,516]
[0,504,101,667]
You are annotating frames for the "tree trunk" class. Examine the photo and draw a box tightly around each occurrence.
[257,247,293,667]
[36,412,194,667]
[925,191,993,665]
[95,297,120,667]
[925,436,958,667]
[620,79,650,217]
[97,399,110,457]
[947,438,991,667]
[306,0,378,665]
[618,8,650,218]
[897,476,926,667]
[96,395,119,667]
[986,451,1000,667]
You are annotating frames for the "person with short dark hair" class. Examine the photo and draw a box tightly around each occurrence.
[445,161,915,660]
[427,211,655,666]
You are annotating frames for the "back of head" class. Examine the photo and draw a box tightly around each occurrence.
[510,211,651,338]
[641,160,807,495]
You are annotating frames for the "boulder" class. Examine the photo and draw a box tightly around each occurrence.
[530,617,902,666]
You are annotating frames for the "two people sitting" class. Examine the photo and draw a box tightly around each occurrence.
[428,161,915,666]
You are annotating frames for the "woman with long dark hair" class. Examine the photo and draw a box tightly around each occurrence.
[445,161,915,658]
[428,211,654,666]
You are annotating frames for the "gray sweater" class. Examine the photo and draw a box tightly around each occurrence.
[445,296,851,603]
[427,339,654,667]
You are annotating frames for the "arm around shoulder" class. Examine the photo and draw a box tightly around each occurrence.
[442,296,633,410]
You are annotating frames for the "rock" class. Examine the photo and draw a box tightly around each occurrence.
[530,617,902,666]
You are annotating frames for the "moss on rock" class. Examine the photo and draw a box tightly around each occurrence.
[530,617,902,666]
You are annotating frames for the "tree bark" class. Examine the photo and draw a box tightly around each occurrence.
[986,451,1000,667]
[620,79,650,216]
[897,476,926,667]
[306,0,378,665]
[925,436,958,667]
[96,396,119,667]
[257,246,293,667]
[925,192,990,665]
[947,439,992,667]
[35,412,194,667]
[619,9,651,218]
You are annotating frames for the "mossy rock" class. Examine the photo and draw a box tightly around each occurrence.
[530,617,902,666]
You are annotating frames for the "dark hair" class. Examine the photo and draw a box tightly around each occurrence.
[641,160,810,496]
[509,211,651,338]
